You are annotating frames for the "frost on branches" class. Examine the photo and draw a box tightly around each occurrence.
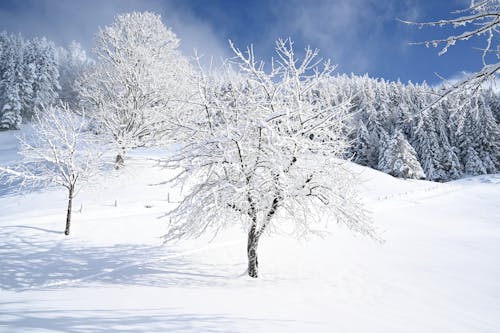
[164,39,377,278]
[0,104,101,235]
[402,0,500,97]
[79,12,193,168]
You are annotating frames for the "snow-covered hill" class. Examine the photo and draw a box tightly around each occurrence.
[0,130,499,333]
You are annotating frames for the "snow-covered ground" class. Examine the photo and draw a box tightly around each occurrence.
[1,130,499,333]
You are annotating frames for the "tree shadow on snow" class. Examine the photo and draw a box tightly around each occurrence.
[0,227,240,291]
[0,307,313,333]
[0,172,51,197]
[2,225,62,234]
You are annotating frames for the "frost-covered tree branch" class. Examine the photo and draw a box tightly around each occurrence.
[0,104,101,235]
[163,39,377,278]
[401,0,499,101]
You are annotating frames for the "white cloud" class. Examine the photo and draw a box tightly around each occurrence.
[160,5,230,63]
[257,0,421,74]
[0,0,429,77]
[0,0,230,61]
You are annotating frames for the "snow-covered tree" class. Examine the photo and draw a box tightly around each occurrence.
[452,93,499,175]
[0,104,101,235]
[378,130,425,179]
[464,146,487,175]
[0,32,62,128]
[412,112,447,181]
[164,39,376,278]
[485,88,500,122]
[472,94,500,172]
[321,73,498,181]
[432,97,463,180]
[23,37,60,119]
[351,119,372,166]
[0,32,23,130]
[79,12,193,168]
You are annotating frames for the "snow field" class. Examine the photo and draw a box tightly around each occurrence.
[0,133,499,332]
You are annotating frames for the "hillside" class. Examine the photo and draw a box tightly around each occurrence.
[1,130,499,333]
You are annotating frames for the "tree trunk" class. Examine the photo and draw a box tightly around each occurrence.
[64,187,74,236]
[115,147,126,169]
[247,227,260,278]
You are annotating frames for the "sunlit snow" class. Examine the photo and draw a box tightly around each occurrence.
[1,130,498,333]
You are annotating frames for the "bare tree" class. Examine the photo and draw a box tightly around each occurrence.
[401,0,499,99]
[79,12,193,168]
[0,104,101,235]
[164,39,377,278]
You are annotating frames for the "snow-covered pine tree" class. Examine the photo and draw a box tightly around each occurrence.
[453,95,487,176]
[352,119,372,166]
[412,111,447,181]
[0,32,23,130]
[473,93,500,173]
[378,130,425,179]
[23,37,60,119]
[364,85,389,168]
[484,89,500,123]
[0,100,21,130]
[464,146,487,175]
[431,97,462,180]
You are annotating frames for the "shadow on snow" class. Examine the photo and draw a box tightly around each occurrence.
[0,226,240,291]
[0,307,313,333]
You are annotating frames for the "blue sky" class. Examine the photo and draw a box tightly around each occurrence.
[0,0,485,84]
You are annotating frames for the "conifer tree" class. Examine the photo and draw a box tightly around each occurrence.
[379,130,425,179]
[0,33,23,130]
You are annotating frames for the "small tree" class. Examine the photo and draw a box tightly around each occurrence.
[164,39,377,278]
[79,12,192,168]
[402,0,499,98]
[0,104,101,235]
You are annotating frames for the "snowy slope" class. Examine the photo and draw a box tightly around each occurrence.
[0,129,499,333]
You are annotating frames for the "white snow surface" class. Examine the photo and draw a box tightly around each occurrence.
[0,130,499,332]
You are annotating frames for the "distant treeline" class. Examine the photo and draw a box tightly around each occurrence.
[0,31,92,129]
[325,75,499,181]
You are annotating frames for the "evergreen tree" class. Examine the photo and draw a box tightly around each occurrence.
[464,146,487,175]
[24,36,60,119]
[454,97,486,176]
[379,130,425,179]
[473,94,500,173]
[352,120,372,166]
[412,112,446,181]
[432,99,462,180]
[0,32,23,130]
